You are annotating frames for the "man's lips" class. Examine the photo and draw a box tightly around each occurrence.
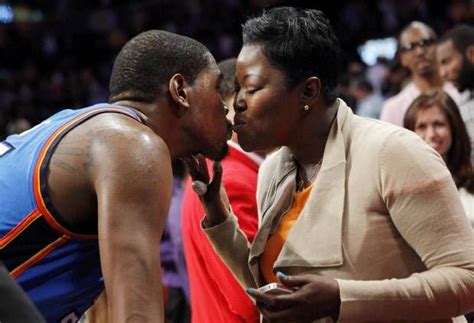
[415,58,431,66]
[232,122,245,131]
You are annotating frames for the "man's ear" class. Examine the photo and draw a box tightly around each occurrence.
[466,44,474,64]
[301,76,321,105]
[169,73,191,111]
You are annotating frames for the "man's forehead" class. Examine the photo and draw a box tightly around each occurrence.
[400,26,434,45]
[436,41,462,64]
[197,57,221,81]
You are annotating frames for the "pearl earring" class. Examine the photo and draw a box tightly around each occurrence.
[303,104,311,111]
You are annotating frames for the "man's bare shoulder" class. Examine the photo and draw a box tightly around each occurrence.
[83,114,170,160]
[81,112,173,200]
[72,112,172,182]
[47,111,172,227]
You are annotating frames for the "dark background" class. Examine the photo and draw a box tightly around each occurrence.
[0,0,472,136]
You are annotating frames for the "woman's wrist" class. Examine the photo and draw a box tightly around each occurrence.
[202,202,230,228]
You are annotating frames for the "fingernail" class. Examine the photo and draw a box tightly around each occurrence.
[277,272,288,280]
[246,288,254,295]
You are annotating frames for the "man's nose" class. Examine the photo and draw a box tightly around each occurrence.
[413,42,429,56]
[439,66,448,80]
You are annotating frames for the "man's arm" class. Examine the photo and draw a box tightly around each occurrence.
[91,123,172,322]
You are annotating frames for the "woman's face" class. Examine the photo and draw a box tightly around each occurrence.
[414,105,452,156]
[233,45,302,152]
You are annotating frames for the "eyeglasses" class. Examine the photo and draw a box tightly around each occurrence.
[399,38,436,52]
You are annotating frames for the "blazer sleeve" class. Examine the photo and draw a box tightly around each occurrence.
[202,172,260,290]
[337,129,474,321]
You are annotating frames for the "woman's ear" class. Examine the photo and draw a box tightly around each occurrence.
[302,76,321,105]
[169,73,191,111]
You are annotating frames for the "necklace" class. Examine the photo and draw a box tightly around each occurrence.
[296,159,322,191]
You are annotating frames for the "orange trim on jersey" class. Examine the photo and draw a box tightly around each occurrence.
[10,235,70,278]
[33,107,138,240]
[0,209,42,249]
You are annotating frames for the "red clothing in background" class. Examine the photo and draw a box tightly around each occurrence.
[182,144,261,323]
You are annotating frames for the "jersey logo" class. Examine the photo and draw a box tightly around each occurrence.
[0,141,14,157]
[61,311,79,323]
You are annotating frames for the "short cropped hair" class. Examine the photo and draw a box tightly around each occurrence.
[109,30,210,103]
[217,58,237,100]
[404,89,474,193]
[439,24,474,55]
[242,7,341,104]
[399,21,437,44]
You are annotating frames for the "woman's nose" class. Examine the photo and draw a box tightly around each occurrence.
[234,91,246,112]
[426,126,437,139]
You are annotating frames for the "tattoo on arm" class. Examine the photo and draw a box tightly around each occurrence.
[50,134,94,174]
[50,159,77,173]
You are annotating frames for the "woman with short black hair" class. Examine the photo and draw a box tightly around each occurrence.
[186,6,474,322]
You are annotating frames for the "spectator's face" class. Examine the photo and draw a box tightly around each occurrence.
[438,39,474,92]
[233,45,301,152]
[183,57,231,161]
[437,40,463,87]
[399,27,437,78]
[413,105,452,156]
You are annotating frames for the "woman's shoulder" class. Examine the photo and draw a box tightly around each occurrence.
[349,114,421,150]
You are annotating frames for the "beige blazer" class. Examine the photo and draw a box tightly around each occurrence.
[204,99,474,322]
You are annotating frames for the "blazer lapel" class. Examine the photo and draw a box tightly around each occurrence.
[248,100,351,282]
[250,148,296,260]
[276,100,349,268]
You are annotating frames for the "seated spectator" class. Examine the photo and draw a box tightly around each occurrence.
[404,89,474,227]
[380,21,459,126]
[349,77,384,119]
[6,117,31,135]
[437,24,474,162]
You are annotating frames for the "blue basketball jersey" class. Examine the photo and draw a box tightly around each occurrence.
[0,103,142,322]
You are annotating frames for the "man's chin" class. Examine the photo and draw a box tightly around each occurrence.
[418,67,436,78]
[204,143,229,161]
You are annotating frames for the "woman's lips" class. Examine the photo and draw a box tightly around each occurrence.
[232,116,246,131]
[232,123,245,132]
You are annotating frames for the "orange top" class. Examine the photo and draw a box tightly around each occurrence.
[259,184,313,283]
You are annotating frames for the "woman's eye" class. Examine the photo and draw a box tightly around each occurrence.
[416,124,426,131]
[246,88,258,95]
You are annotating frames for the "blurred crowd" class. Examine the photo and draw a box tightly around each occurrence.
[0,0,472,137]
